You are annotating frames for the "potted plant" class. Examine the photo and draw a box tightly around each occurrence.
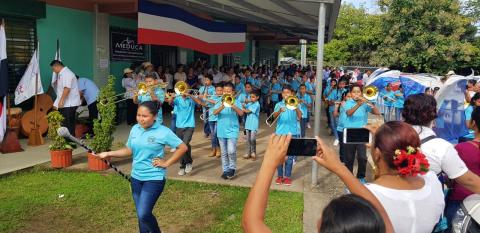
[88,75,117,171]
[47,110,74,168]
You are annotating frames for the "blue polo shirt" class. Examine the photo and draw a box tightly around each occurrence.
[271,83,282,102]
[199,85,215,96]
[274,101,300,135]
[336,104,348,132]
[137,88,165,123]
[214,99,242,138]
[383,90,396,107]
[297,93,312,119]
[245,101,260,131]
[207,95,221,122]
[393,90,404,109]
[77,77,99,105]
[343,99,372,128]
[235,83,245,95]
[126,121,183,181]
[173,96,195,128]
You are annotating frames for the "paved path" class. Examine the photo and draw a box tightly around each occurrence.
[1,112,374,233]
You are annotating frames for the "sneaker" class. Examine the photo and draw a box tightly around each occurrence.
[333,139,339,146]
[359,178,367,184]
[275,177,283,185]
[243,154,251,159]
[221,172,228,180]
[178,169,186,176]
[250,153,256,161]
[185,164,193,174]
[226,170,235,179]
[170,148,176,153]
[283,177,292,186]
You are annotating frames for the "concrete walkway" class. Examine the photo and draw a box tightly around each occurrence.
[1,113,360,233]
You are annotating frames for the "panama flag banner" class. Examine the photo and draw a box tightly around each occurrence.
[138,0,246,55]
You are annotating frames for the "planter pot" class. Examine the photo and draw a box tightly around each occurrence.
[87,152,109,171]
[75,123,89,138]
[50,149,73,168]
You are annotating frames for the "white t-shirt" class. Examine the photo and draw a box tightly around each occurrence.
[414,125,468,179]
[213,72,223,84]
[174,72,186,82]
[366,172,445,233]
[52,67,81,108]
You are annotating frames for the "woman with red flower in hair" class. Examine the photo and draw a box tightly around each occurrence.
[314,121,445,233]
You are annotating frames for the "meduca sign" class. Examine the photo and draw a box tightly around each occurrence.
[110,27,146,61]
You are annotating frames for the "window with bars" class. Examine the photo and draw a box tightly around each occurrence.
[1,16,37,95]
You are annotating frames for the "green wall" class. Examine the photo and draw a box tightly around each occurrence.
[37,5,94,91]
[233,40,251,65]
[109,16,138,93]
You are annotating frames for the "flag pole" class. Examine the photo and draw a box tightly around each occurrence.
[27,41,43,146]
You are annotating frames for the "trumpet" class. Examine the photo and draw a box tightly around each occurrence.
[265,95,299,127]
[174,81,199,96]
[99,82,167,105]
[222,94,235,107]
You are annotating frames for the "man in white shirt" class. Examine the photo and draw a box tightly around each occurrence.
[50,60,81,135]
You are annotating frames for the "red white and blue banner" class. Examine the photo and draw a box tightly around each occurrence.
[138,0,246,55]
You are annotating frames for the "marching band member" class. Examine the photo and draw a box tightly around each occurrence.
[344,84,381,183]
[133,74,165,124]
[242,90,261,160]
[297,84,312,137]
[97,101,188,233]
[274,85,302,186]
[212,82,244,180]
[166,88,202,176]
[198,75,215,138]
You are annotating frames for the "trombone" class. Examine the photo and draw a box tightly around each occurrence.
[174,81,199,96]
[265,96,299,127]
[99,82,167,105]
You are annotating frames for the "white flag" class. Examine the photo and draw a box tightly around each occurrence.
[14,48,43,105]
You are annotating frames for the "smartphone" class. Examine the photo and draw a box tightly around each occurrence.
[343,128,372,144]
[287,138,317,156]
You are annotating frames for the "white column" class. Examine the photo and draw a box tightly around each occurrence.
[312,2,327,187]
[300,39,307,66]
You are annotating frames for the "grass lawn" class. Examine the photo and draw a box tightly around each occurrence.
[0,169,303,233]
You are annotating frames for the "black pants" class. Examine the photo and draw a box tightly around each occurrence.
[59,106,78,136]
[344,143,367,179]
[126,99,137,125]
[176,127,194,168]
[87,101,98,134]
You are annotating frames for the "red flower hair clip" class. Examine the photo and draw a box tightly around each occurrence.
[393,146,430,177]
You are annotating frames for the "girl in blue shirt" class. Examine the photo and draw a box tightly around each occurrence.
[343,84,381,183]
[213,82,244,180]
[242,90,261,160]
[97,101,187,233]
[273,85,302,186]
[133,75,165,124]
[382,83,396,122]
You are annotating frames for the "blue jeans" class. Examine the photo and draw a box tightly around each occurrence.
[395,107,403,121]
[300,118,309,137]
[277,135,299,178]
[203,108,211,136]
[170,114,176,133]
[328,111,338,139]
[209,121,219,148]
[131,178,166,233]
[218,138,237,172]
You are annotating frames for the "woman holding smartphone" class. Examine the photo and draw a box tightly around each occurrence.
[343,84,381,183]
